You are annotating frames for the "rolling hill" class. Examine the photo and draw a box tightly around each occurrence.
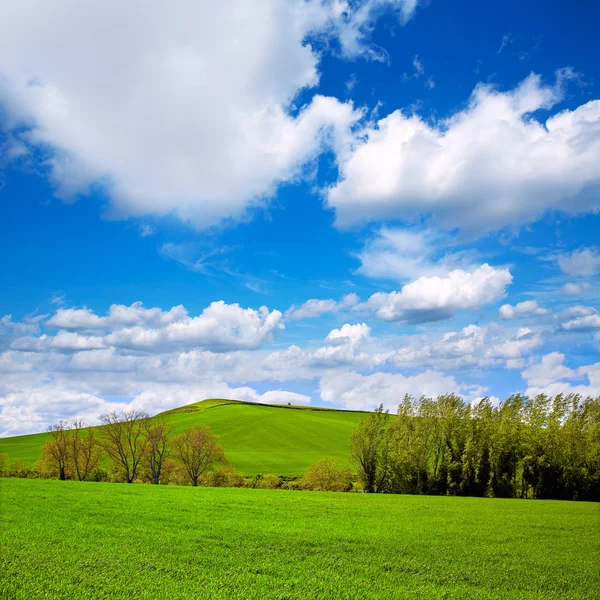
[0,399,367,476]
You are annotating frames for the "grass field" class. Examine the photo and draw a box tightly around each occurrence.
[1,479,598,599]
[0,399,366,475]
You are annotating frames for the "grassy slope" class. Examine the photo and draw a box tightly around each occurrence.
[0,399,366,475]
[1,478,598,599]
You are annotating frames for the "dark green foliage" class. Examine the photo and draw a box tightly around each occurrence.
[352,393,600,500]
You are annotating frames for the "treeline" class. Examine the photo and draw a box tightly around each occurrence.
[2,393,598,500]
[351,393,600,501]
[0,411,225,487]
[0,410,353,491]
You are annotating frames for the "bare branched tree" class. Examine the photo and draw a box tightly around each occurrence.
[46,420,72,480]
[71,419,103,481]
[100,410,149,483]
[143,417,173,485]
[172,425,225,486]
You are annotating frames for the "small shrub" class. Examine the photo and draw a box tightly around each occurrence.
[7,459,31,478]
[258,474,280,489]
[302,457,353,492]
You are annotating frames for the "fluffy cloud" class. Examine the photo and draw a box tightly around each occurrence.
[32,302,284,353]
[557,306,600,332]
[522,353,600,398]
[363,264,512,322]
[498,300,550,319]
[319,370,461,411]
[557,247,600,277]
[389,323,543,370]
[328,72,600,235]
[325,323,370,345]
[0,0,420,227]
[46,302,187,331]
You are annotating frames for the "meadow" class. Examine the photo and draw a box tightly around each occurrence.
[1,478,598,599]
[0,400,365,475]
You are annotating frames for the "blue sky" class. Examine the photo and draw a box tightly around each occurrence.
[1,0,599,435]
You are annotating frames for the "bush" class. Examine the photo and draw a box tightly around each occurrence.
[210,466,245,488]
[6,459,32,478]
[302,457,353,492]
[257,474,280,489]
[0,453,8,476]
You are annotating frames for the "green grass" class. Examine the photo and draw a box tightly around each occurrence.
[1,479,598,599]
[0,399,366,475]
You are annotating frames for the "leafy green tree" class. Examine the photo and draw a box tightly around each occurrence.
[351,405,390,493]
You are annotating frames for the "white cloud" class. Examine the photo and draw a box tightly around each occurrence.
[522,353,600,398]
[557,247,600,277]
[319,370,460,411]
[286,298,338,320]
[105,302,284,352]
[325,322,370,345]
[328,72,600,235]
[0,0,421,228]
[557,306,600,332]
[247,390,311,405]
[0,380,310,437]
[47,302,188,332]
[356,227,481,283]
[390,323,543,370]
[561,282,592,296]
[498,300,550,319]
[363,264,512,322]
[285,293,361,320]
[42,301,284,352]
[521,352,575,387]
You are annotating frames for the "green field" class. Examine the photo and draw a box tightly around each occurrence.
[1,478,598,599]
[0,399,366,475]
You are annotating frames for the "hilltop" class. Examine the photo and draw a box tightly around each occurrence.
[0,399,367,476]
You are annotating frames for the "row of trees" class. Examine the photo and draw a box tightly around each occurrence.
[38,410,225,486]
[351,393,600,501]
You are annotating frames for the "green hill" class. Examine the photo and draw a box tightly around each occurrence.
[0,399,367,476]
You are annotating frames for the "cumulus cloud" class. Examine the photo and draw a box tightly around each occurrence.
[522,353,600,398]
[42,301,284,352]
[0,0,421,228]
[325,322,370,345]
[319,370,461,411]
[389,323,543,370]
[328,72,600,235]
[498,300,550,319]
[557,247,600,277]
[363,264,512,322]
[557,306,600,332]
